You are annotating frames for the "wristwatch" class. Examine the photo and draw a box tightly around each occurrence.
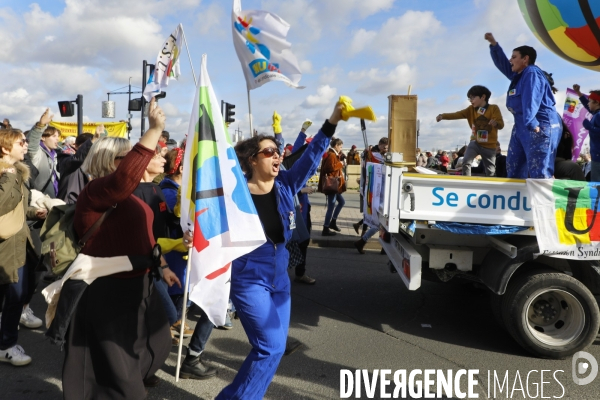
[160,264,169,270]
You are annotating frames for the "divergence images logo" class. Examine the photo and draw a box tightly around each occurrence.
[234,16,281,78]
[572,351,598,386]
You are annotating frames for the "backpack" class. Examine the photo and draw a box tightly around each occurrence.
[40,204,114,276]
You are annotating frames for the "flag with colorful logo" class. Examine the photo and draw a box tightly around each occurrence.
[363,163,383,229]
[527,179,600,259]
[232,0,303,90]
[180,54,266,325]
[143,24,184,101]
[563,88,591,161]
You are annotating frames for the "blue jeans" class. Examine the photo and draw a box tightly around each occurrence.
[324,193,345,227]
[154,278,178,326]
[0,264,29,350]
[362,226,379,242]
[188,306,215,354]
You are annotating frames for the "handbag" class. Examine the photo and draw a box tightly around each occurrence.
[286,240,304,269]
[322,175,340,195]
[0,195,25,240]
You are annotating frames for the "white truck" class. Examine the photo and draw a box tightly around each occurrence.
[377,163,600,359]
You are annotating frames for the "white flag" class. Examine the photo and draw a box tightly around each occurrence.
[179,54,266,325]
[232,0,303,90]
[143,24,184,101]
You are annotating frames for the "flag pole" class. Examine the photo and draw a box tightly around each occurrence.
[181,25,197,86]
[175,246,193,382]
[247,89,253,136]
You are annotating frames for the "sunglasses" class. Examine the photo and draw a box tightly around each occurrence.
[254,147,281,158]
[16,138,29,147]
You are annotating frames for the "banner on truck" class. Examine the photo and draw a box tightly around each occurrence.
[528,178,600,259]
[563,88,591,161]
[363,162,383,228]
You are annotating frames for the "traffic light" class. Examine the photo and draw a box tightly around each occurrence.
[58,101,75,117]
[225,102,235,123]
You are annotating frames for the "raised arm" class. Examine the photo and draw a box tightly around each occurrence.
[280,104,342,195]
[486,33,516,81]
[27,108,53,158]
[81,98,166,211]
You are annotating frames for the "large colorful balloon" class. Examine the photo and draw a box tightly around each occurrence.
[517,0,600,72]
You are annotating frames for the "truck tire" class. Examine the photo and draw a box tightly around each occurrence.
[501,269,600,359]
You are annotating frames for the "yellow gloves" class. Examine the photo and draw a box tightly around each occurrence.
[272,111,282,134]
[339,96,377,122]
[302,120,312,131]
[157,237,188,254]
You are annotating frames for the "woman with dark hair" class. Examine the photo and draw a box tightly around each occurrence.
[211,103,344,399]
[318,137,346,236]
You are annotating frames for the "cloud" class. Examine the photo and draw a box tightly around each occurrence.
[348,64,416,95]
[301,85,337,108]
[347,11,444,63]
[194,2,226,36]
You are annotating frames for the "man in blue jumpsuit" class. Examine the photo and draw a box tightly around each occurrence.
[485,32,562,178]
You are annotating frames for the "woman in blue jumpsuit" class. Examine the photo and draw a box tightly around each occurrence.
[485,32,561,178]
[214,104,342,399]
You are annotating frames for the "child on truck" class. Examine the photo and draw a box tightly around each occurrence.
[436,85,504,176]
[573,84,600,181]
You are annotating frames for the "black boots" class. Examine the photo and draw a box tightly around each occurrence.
[353,221,361,234]
[354,238,367,254]
[322,226,336,236]
[180,354,217,380]
[329,218,341,232]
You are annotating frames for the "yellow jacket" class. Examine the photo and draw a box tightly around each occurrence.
[441,104,504,149]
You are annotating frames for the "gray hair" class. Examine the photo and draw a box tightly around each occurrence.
[81,137,132,180]
[64,136,76,145]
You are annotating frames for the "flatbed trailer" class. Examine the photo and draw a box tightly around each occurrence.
[377,164,600,359]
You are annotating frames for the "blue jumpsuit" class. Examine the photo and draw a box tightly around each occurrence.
[490,43,562,178]
[216,122,334,400]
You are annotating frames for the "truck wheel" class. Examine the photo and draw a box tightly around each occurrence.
[501,270,600,359]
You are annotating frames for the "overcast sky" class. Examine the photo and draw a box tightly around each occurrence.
[0,0,597,151]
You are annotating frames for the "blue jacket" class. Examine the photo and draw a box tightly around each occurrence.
[291,130,312,224]
[268,125,332,244]
[580,96,600,160]
[490,43,556,130]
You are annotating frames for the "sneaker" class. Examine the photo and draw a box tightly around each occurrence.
[0,345,32,366]
[180,354,217,380]
[20,306,43,329]
[216,313,233,330]
[171,331,180,346]
[171,320,193,338]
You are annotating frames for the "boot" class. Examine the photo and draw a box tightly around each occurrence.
[322,226,337,236]
[329,218,341,232]
[353,221,361,235]
[354,238,367,254]
[361,224,368,237]
[180,354,218,380]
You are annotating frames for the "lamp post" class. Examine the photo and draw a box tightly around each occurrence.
[104,79,143,139]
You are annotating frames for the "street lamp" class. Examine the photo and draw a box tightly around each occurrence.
[104,78,143,138]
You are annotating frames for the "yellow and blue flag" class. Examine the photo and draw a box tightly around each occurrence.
[180,54,266,325]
